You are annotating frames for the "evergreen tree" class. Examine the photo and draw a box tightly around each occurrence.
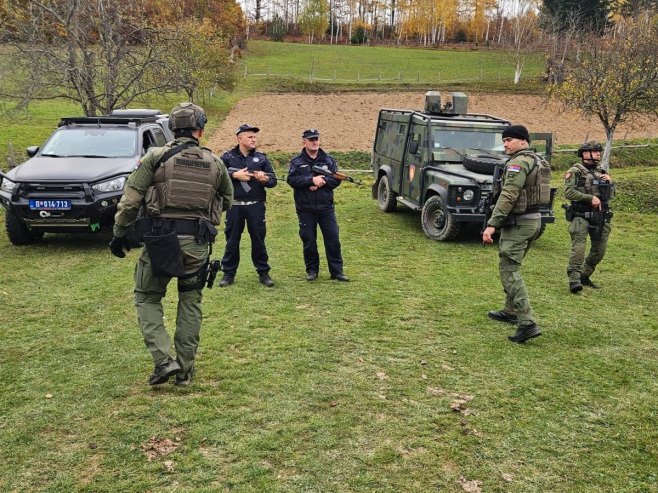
[541,0,611,32]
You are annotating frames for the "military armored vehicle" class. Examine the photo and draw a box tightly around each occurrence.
[371,91,556,241]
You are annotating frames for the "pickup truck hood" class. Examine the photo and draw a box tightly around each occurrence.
[7,156,139,183]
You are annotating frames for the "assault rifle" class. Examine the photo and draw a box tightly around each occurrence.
[311,165,362,185]
[481,160,506,234]
[227,167,284,193]
[588,180,614,241]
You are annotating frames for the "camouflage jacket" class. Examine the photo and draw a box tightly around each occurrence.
[487,151,536,228]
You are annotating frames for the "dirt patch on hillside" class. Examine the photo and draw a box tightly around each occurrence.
[206,92,657,154]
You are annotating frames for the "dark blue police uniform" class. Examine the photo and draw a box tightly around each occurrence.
[220,145,277,277]
[287,147,345,278]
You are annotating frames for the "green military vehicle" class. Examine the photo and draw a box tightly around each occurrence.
[371,91,556,241]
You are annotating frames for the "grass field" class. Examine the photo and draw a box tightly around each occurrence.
[238,40,546,93]
[1,40,657,492]
[1,167,657,492]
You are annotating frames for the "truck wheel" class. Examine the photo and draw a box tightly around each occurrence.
[463,154,505,175]
[5,210,43,245]
[421,195,460,241]
[377,175,397,212]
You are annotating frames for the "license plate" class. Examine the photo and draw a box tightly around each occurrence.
[29,199,72,210]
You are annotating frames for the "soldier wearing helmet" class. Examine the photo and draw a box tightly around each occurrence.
[109,102,233,386]
[563,140,613,293]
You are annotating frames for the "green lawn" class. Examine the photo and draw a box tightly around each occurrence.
[0,168,656,492]
[238,40,546,92]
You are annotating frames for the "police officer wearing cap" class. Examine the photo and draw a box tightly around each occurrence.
[564,141,613,293]
[218,124,277,288]
[287,129,349,282]
[483,124,550,343]
[109,102,233,386]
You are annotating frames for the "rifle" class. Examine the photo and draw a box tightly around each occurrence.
[311,165,362,185]
[227,167,282,193]
[481,160,505,234]
[588,180,614,241]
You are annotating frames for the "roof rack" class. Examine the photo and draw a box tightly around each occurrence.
[109,109,163,118]
[57,116,160,127]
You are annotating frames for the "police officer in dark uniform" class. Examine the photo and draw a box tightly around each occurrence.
[109,102,233,386]
[287,129,348,282]
[564,140,613,293]
[218,124,277,288]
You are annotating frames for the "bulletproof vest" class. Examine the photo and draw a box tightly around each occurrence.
[145,144,220,221]
[510,151,552,214]
[572,163,613,201]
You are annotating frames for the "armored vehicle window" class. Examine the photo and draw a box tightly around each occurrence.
[431,127,504,154]
[41,128,137,158]
[152,127,167,146]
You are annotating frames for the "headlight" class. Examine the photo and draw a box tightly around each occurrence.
[1,178,16,193]
[92,177,126,193]
[463,189,475,201]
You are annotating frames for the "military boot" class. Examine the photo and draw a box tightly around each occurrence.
[148,359,181,385]
[487,310,518,325]
[570,282,583,294]
[175,366,195,387]
[508,324,542,343]
[580,276,600,288]
[219,275,234,287]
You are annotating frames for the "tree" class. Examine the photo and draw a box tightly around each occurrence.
[0,0,241,115]
[551,13,658,168]
[540,0,611,33]
[299,0,329,43]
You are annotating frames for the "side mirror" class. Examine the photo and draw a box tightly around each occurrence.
[26,146,39,158]
[409,140,419,155]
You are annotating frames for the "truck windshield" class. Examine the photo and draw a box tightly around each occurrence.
[431,127,504,159]
[41,128,137,158]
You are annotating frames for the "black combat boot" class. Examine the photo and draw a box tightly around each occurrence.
[175,366,195,387]
[487,310,518,325]
[570,282,583,294]
[508,324,542,343]
[219,275,234,287]
[306,271,318,281]
[148,359,181,385]
[259,273,275,287]
[580,276,600,288]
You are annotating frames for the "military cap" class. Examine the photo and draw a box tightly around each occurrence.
[502,124,530,143]
[236,123,260,135]
[302,129,320,139]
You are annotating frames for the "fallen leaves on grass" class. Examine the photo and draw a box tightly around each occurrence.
[163,460,175,473]
[375,372,389,380]
[427,387,474,415]
[141,436,180,460]
[459,476,482,492]
[502,473,514,482]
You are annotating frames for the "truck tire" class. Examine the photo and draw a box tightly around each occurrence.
[421,195,460,241]
[463,154,505,175]
[5,210,44,245]
[377,175,397,212]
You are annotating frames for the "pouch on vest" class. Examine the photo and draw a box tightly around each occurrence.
[143,230,186,277]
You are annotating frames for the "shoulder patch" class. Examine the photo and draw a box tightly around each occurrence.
[507,164,522,173]
[564,172,572,180]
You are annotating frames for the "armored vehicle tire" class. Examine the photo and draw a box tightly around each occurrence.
[421,195,460,241]
[5,210,44,245]
[463,154,505,175]
[377,175,398,212]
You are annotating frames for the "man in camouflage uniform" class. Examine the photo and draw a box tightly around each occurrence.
[564,141,613,293]
[109,103,233,386]
[483,124,549,343]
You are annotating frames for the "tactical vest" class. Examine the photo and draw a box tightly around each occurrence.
[144,144,222,223]
[571,163,611,199]
[510,150,552,214]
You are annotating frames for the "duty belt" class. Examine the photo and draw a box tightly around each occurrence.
[135,217,218,243]
[233,200,261,206]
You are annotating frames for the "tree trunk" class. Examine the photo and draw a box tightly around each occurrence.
[601,125,616,171]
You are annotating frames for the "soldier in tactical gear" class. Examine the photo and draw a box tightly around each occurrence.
[109,102,233,386]
[482,124,551,344]
[564,140,613,293]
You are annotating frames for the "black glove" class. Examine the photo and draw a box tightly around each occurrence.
[109,236,131,258]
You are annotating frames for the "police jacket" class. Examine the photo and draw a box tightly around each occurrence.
[287,148,341,212]
[113,137,233,238]
[222,146,277,202]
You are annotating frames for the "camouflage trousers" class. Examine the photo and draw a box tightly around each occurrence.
[134,237,208,375]
[567,217,611,283]
[498,218,541,327]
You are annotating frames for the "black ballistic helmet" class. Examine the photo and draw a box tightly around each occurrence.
[169,102,207,131]
[577,140,603,158]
